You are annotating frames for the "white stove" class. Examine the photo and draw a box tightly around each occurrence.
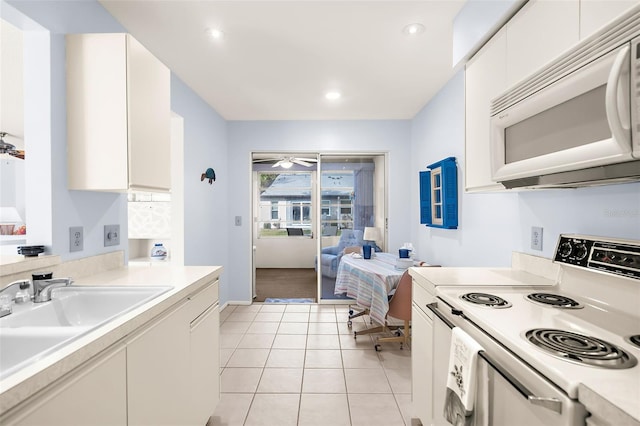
[430,235,640,425]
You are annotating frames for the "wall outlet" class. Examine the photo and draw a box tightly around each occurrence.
[104,224,120,247]
[69,226,83,252]
[531,226,543,251]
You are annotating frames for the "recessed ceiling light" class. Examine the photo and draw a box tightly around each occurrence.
[325,91,341,100]
[205,28,225,40]
[403,23,425,36]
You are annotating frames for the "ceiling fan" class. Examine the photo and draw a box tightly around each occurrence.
[0,132,24,160]
[253,156,318,169]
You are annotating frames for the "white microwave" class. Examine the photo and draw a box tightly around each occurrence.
[490,9,640,189]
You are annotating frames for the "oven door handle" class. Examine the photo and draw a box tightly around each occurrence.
[478,351,563,414]
[427,302,563,415]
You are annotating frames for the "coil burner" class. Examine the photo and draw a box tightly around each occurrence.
[526,293,583,309]
[459,292,512,308]
[525,328,637,369]
[625,334,640,349]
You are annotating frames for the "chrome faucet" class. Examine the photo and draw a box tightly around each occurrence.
[0,279,32,317]
[33,277,73,303]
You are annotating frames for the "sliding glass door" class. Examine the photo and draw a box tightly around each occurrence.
[318,154,386,301]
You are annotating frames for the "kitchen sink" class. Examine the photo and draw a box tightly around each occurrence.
[0,285,172,380]
[0,327,88,380]
[0,286,172,328]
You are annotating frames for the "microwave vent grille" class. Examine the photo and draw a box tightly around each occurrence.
[491,4,640,116]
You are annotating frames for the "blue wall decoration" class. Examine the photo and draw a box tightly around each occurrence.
[420,157,458,229]
[201,168,216,184]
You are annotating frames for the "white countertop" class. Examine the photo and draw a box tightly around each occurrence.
[0,264,222,414]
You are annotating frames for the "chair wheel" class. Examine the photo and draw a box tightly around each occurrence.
[354,331,358,339]
[347,320,352,328]
[399,344,404,350]
[349,309,354,316]
[394,330,402,337]
[374,344,381,352]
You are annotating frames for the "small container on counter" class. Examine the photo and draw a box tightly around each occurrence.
[150,243,168,261]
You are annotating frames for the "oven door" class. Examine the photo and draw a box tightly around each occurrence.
[429,301,587,426]
[489,42,633,183]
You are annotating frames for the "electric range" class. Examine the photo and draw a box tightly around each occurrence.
[435,235,640,423]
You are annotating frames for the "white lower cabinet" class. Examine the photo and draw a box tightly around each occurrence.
[412,302,434,425]
[412,281,435,426]
[190,303,220,424]
[127,301,191,425]
[128,280,220,426]
[2,280,220,426]
[3,345,127,426]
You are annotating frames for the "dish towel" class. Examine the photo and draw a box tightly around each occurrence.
[444,327,484,426]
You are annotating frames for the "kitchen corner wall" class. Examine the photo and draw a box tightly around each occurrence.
[410,72,640,268]
[170,76,229,303]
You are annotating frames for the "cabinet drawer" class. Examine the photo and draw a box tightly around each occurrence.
[188,280,219,320]
[413,281,434,318]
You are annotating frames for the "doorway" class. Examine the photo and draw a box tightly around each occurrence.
[252,153,319,302]
[251,152,387,303]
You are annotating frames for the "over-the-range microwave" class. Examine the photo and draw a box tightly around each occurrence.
[489,6,640,189]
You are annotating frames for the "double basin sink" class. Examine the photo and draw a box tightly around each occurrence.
[0,286,172,381]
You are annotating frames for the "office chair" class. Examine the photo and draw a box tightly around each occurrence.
[373,270,412,351]
[350,270,411,350]
[350,265,440,350]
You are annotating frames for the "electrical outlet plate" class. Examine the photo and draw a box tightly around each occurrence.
[531,226,543,251]
[104,224,120,247]
[69,226,83,252]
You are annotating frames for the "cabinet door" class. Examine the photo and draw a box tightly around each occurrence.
[506,0,579,86]
[3,345,127,426]
[127,301,191,425]
[580,0,638,39]
[190,303,220,424]
[66,33,129,191]
[464,28,507,192]
[411,303,434,425]
[126,35,171,192]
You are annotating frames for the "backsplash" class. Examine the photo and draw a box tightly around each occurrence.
[0,251,124,287]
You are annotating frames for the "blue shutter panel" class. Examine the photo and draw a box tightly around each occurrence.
[419,171,432,225]
[441,159,458,229]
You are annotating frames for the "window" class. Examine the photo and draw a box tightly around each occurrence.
[420,157,458,229]
[257,171,312,237]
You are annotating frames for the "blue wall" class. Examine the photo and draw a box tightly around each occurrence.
[410,71,640,267]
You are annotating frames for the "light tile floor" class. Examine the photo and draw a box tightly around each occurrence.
[211,303,413,426]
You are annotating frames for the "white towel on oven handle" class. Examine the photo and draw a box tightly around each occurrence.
[445,327,484,416]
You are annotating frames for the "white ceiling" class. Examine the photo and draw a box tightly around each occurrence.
[100,1,465,121]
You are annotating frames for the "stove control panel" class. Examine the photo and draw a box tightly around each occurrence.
[554,235,640,279]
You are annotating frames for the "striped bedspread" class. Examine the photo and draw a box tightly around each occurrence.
[334,252,405,325]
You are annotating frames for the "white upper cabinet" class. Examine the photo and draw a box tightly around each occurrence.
[66,33,170,192]
[465,28,507,192]
[580,0,639,39]
[506,0,580,87]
